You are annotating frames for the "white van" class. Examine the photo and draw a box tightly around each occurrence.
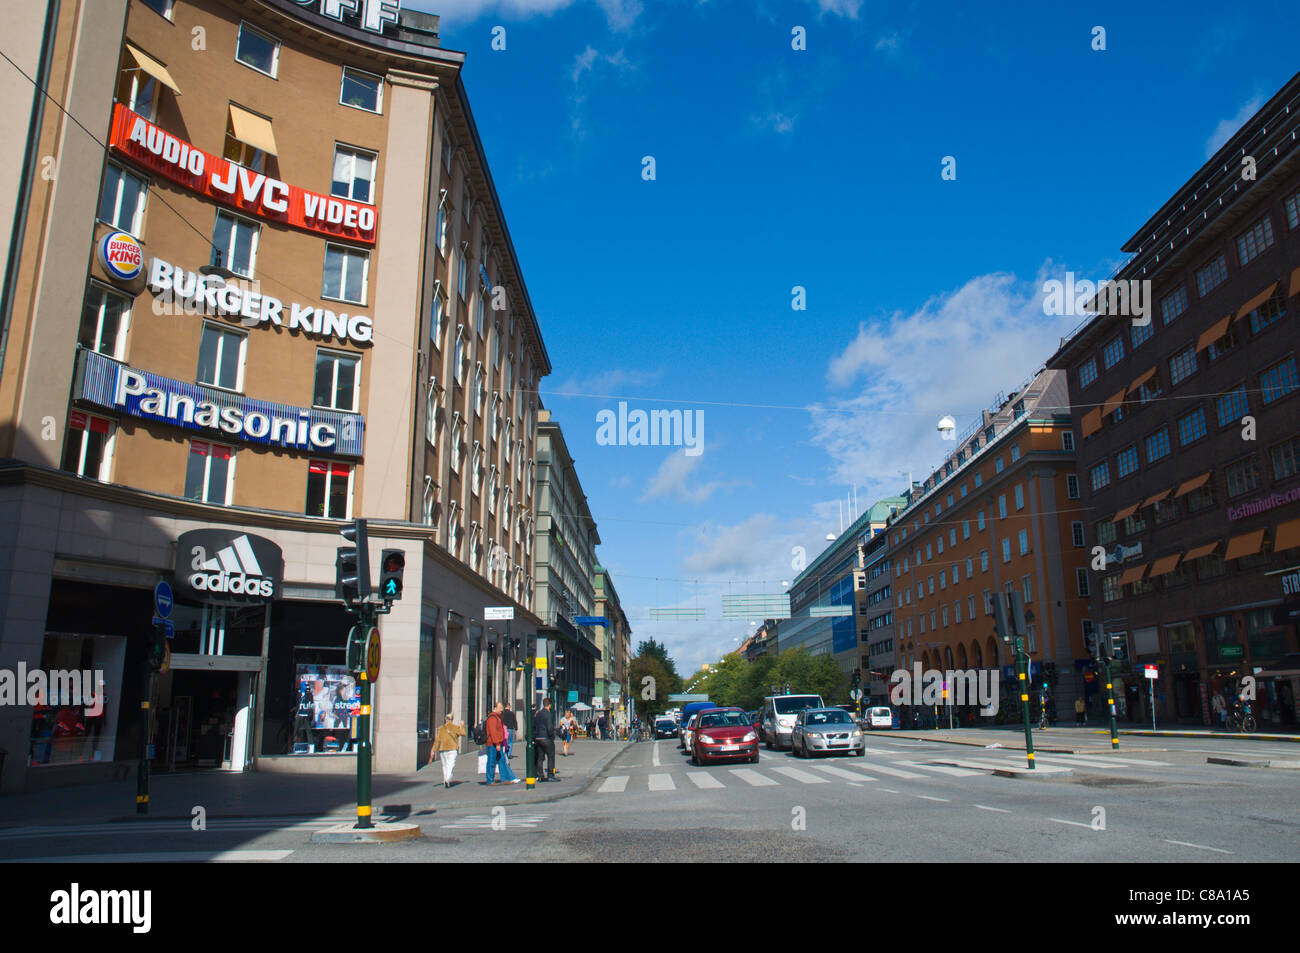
[867,707,894,730]
[760,694,825,750]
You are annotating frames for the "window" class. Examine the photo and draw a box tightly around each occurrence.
[436,192,448,256]
[1131,318,1153,349]
[458,253,467,300]
[1185,482,1216,514]
[1022,575,1033,604]
[951,566,958,586]
[331,146,376,203]
[1216,385,1249,427]
[1145,427,1171,463]
[1011,445,1021,463]
[1123,511,1146,536]
[223,126,265,173]
[1196,553,1225,581]
[184,440,234,505]
[975,472,983,488]
[196,323,245,391]
[939,571,946,591]
[1116,445,1139,478]
[941,606,948,627]
[1071,522,1085,547]
[79,283,130,358]
[926,543,932,560]
[1018,529,1029,556]
[977,510,986,532]
[454,326,465,384]
[450,413,463,472]
[968,594,976,618]
[117,61,159,122]
[1062,431,1074,452]
[306,460,351,518]
[1095,519,1116,546]
[1078,358,1098,389]
[1247,290,1285,335]
[1102,574,1122,603]
[949,528,957,547]
[425,378,439,444]
[1161,286,1188,325]
[1168,345,1197,386]
[235,21,279,77]
[1225,456,1260,498]
[1090,461,1110,491]
[139,0,174,18]
[960,483,968,498]
[313,349,359,411]
[1153,497,1180,525]
[1260,356,1299,404]
[1178,406,1207,446]
[995,456,1004,474]
[322,243,369,304]
[340,67,382,113]
[962,520,970,540]
[1002,539,1011,563]
[98,162,147,235]
[1236,215,1274,266]
[998,495,1007,519]
[1194,254,1227,296]
[1271,436,1300,481]
[1102,335,1124,370]
[928,577,934,595]
[474,364,485,414]
[1206,322,1238,362]
[1014,484,1025,510]
[937,536,943,554]
[1138,370,1164,405]
[61,411,114,481]
[210,210,259,278]
[430,281,446,348]
[1076,567,1090,597]
[965,556,973,578]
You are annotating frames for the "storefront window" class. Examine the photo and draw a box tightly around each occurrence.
[1203,614,1241,664]
[417,623,434,737]
[28,634,125,767]
[1244,609,1285,663]
[260,601,355,756]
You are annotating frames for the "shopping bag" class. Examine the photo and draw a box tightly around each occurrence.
[476,753,487,775]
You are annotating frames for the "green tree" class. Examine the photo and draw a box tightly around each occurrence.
[629,653,681,718]
[771,647,848,705]
[636,638,680,682]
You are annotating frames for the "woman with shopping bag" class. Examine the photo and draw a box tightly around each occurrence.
[429,714,466,789]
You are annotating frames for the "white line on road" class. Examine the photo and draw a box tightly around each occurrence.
[1048,817,1096,829]
[878,788,899,793]
[1163,839,1232,854]
[4,850,295,863]
[652,742,661,767]
[809,763,878,782]
[847,782,863,787]
[916,795,950,802]
[648,773,676,791]
[859,762,927,780]
[688,771,725,789]
[770,766,829,784]
[975,805,1011,813]
[729,768,778,787]
[900,761,982,777]
[598,776,629,793]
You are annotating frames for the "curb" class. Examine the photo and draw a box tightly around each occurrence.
[310,821,422,844]
[1119,730,1300,742]
[1206,756,1300,770]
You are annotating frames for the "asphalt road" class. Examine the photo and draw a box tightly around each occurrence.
[2,732,1296,863]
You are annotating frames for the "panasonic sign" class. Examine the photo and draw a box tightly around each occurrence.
[175,530,283,604]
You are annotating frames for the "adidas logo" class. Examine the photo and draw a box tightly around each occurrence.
[188,534,275,597]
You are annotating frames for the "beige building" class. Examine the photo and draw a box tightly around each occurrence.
[0,0,551,792]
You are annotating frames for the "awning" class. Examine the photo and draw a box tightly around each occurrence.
[1117,563,1147,586]
[1224,528,1266,561]
[1112,503,1138,523]
[1080,407,1103,438]
[228,104,278,156]
[1102,389,1127,417]
[1148,554,1182,577]
[1141,488,1172,509]
[1290,266,1300,300]
[1195,313,1232,352]
[125,43,181,94]
[1174,471,1211,498]
[1183,541,1220,562]
[1129,367,1156,393]
[1235,281,1278,322]
[1275,517,1300,553]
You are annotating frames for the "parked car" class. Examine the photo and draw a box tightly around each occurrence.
[654,718,678,739]
[691,707,760,766]
[791,707,865,758]
[867,707,894,730]
[681,713,701,756]
[760,693,825,750]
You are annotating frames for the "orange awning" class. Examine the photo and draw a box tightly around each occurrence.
[1129,366,1156,393]
[1196,314,1232,352]
[1275,517,1300,552]
[1117,564,1147,586]
[1224,528,1266,561]
[1141,488,1172,509]
[125,43,182,94]
[1174,471,1211,498]
[1290,266,1300,300]
[1080,408,1103,438]
[1112,504,1138,523]
[1184,541,1220,562]
[1102,389,1127,417]
[1148,554,1182,576]
[1235,282,1278,322]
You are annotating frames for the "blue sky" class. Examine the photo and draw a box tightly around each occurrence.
[406,0,1300,676]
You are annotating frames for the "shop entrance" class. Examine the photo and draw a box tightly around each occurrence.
[156,667,258,771]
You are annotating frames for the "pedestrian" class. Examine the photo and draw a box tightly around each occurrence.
[533,697,558,781]
[483,702,519,785]
[1212,691,1227,727]
[1075,696,1086,725]
[429,713,466,788]
[561,710,577,756]
[597,713,608,740]
[501,704,518,758]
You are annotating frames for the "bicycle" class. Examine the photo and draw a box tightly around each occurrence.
[1226,703,1257,734]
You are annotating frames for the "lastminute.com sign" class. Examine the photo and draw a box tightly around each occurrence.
[290,0,403,34]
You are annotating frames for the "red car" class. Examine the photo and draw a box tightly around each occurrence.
[690,707,760,766]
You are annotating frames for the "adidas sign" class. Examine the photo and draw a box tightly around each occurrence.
[175,529,282,603]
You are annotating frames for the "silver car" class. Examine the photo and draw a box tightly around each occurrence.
[791,708,865,758]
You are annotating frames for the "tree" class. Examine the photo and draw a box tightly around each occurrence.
[636,639,680,682]
[628,653,681,719]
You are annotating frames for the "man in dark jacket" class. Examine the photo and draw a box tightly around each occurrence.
[501,705,518,758]
[533,698,558,781]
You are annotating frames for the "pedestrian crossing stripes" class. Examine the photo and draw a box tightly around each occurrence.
[0,817,342,841]
[688,771,725,789]
[439,814,548,829]
[769,766,828,784]
[647,774,676,791]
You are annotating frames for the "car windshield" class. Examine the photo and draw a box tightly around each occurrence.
[698,711,749,728]
[656,720,674,727]
[774,696,822,715]
[805,710,852,725]
[872,708,891,717]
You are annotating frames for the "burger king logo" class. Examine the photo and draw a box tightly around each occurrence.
[97,231,143,282]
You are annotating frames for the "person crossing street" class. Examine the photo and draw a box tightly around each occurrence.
[533,697,558,781]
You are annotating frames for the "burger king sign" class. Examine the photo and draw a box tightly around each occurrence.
[97,230,144,283]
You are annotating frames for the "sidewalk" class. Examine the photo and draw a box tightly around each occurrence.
[882,723,1300,751]
[0,739,629,827]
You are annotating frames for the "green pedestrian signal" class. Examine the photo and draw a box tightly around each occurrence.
[379,549,405,602]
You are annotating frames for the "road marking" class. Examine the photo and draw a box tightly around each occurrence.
[860,746,902,756]
[441,815,548,829]
[878,788,899,793]
[598,776,629,793]
[1163,839,1232,854]
[0,819,342,840]
[847,782,863,787]
[1048,817,1095,829]
[770,766,829,784]
[901,761,982,777]
[1051,754,1171,767]
[4,849,294,863]
[975,805,1011,813]
[652,742,661,767]
[809,763,877,782]
[688,771,725,789]
[648,773,676,792]
[729,768,778,787]
[859,762,927,780]
[916,795,950,802]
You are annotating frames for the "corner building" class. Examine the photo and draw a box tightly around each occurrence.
[0,0,551,792]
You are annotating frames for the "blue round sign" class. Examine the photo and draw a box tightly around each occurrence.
[155,580,174,618]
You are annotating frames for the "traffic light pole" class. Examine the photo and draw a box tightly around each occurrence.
[136,665,154,814]
[355,606,374,830]
[1016,637,1035,770]
[1101,653,1119,750]
[523,627,537,790]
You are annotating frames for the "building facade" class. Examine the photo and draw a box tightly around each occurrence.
[0,0,552,792]
[1047,76,1300,728]
[593,565,631,727]
[857,527,893,704]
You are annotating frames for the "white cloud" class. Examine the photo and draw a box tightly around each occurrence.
[752,110,797,134]
[680,514,780,576]
[568,45,636,139]
[641,451,730,503]
[551,367,662,395]
[1205,96,1262,158]
[874,31,902,53]
[812,0,863,18]
[406,0,639,30]
[595,0,643,31]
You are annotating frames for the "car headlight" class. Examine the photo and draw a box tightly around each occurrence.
[742,731,756,742]
[699,734,716,745]
[852,730,862,737]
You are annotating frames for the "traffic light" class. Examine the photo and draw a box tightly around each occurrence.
[1084,625,1098,658]
[991,592,1011,644]
[1007,590,1028,638]
[336,519,371,609]
[146,620,168,672]
[379,548,405,602]
[554,649,565,674]
[1110,632,1128,662]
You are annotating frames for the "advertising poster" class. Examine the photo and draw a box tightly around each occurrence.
[295,665,359,748]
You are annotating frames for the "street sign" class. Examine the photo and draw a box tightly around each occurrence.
[365,627,381,681]
[534,657,547,671]
[1220,644,1244,659]
[154,580,173,618]
[574,616,608,626]
[485,606,514,620]
[1144,664,1158,680]
[152,616,175,639]
[668,693,709,702]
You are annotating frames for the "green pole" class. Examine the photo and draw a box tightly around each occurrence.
[136,665,154,814]
[1018,638,1035,770]
[355,610,374,830]
[521,624,537,789]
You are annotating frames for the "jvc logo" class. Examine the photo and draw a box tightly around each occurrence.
[50,884,151,933]
[189,535,274,597]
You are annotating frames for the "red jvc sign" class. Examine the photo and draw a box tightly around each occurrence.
[108,104,376,245]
